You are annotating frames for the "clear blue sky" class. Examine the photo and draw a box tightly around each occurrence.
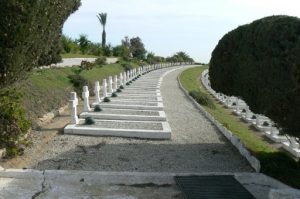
[63,0,300,62]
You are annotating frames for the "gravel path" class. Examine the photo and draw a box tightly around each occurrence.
[1,66,252,173]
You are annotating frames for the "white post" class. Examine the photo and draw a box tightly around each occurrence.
[119,73,123,86]
[127,71,130,81]
[246,111,252,120]
[236,98,240,112]
[123,72,127,83]
[69,92,79,124]
[108,76,113,93]
[94,81,101,104]
[226,97,231,107]
[82,86,91,112]
[114,75,118,90]
[256,115,261,126]
[102,79,107,97]
[290,137,299,149]
[271,127,279,136]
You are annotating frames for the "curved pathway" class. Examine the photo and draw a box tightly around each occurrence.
[2,66,252,172]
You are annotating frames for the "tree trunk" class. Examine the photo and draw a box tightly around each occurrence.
[102,30,106,49]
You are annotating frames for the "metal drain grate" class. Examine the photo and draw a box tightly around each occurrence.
[175,175,255,199]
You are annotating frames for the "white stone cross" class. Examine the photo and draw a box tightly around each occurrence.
[127,71,130,81]
[108,76,113,93]
[113,75,118,91]
[119,73,123,86]
[235,98,240,112]
[69,92,79,124]
[102,79,107,97]
[256,115,261,126]
[123,72,127,83]
[271,127,279,136]
[82,86,91,112]
[94,81,101,104]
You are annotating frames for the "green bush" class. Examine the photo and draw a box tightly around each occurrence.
[103,97,110,102]
[120,85,124,89]
[80,60,94,70]
[209,15,300,137]
[111,92,118,97]
[94,105,102,112]
[121,63,133,71]
[68,74,91,98]
[116,89,122,93]
[94,56,107,66]
[189,90,215,109]
[85,117,95,125]
[0,89,31,157]
[0,0,81,88]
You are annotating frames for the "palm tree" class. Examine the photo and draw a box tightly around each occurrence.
[96,13,107,49]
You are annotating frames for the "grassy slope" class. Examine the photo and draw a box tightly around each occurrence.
[180,66,300,188]
[13,64,126,127]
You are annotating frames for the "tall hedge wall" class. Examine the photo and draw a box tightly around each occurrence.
[209,15,300,138]
[0,0,81,88]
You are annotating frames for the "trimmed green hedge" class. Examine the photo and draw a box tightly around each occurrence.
[0,0,81,88]
[210,15,300,138]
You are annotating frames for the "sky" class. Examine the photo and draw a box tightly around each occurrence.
[63,0,300,62]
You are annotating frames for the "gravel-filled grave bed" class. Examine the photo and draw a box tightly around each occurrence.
[79,120,163,130]
[100,109,160,116]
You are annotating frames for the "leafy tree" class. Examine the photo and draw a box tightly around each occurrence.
[166,52,194,63]
[121,36,131,60]
[97,12,107,49]
[130,37,147,60]
[61,34,74,53]
[76,34,90,54]
[146,52,155,64]
[0,0,81,88]
[209,15,300,138]
[87,42,101,56]
[103,43,113,57]
[112,45,129,59]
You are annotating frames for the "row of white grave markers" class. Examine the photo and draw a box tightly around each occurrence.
[69,62,194,125]
[201,69,300,157]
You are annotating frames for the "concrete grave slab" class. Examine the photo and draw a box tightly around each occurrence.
[64,119,171,139]
[80,110,167,121]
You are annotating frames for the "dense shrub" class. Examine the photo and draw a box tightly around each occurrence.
[189,90,215,109]
[68,74,91,98]
[94,105,102,112]
[94,56,107,66]
[130,37,147,60]
[0,0,81,88]
[209,15,300,137]
[103,97,110,102]
[85,117,95,125]
[0,89,31,157]
[121,63,133,71]
[111,92,118,97]
[80,60,94,70]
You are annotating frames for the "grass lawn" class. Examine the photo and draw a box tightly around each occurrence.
[180,65,300,188]
[13,63,130,127]
[61,53,100,58]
